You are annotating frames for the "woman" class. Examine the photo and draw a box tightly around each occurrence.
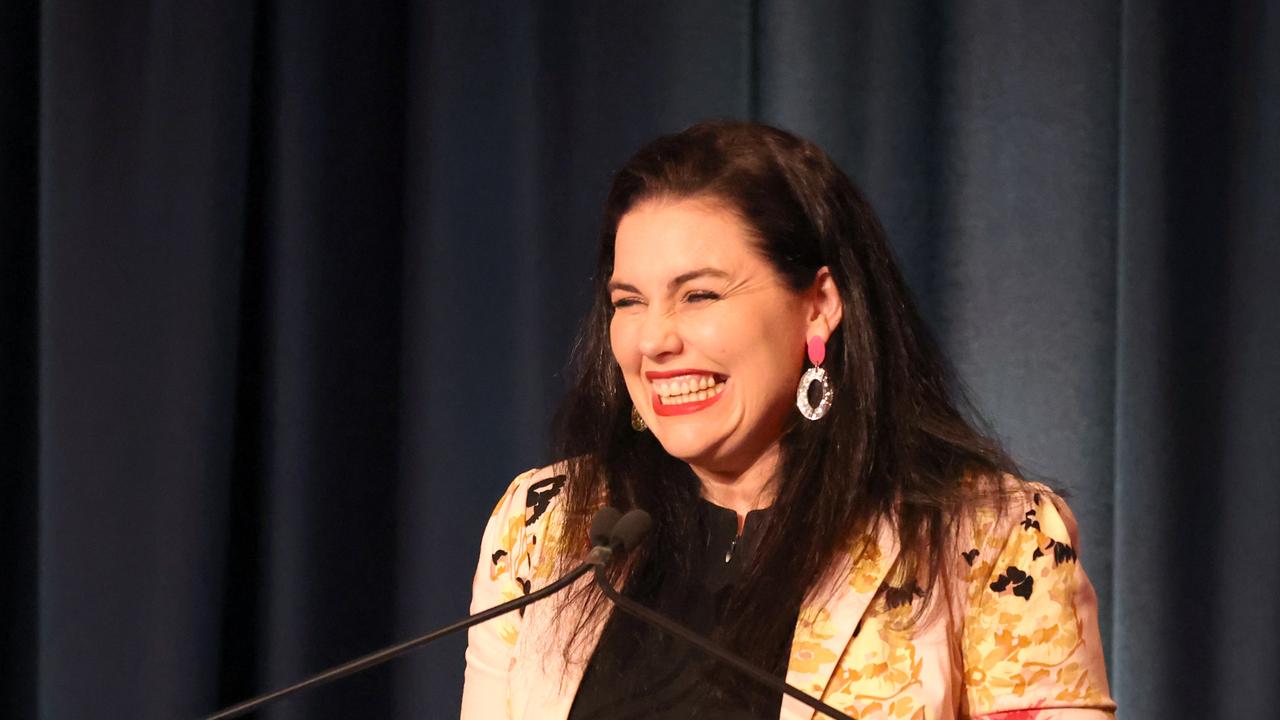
[462,121,1116,719]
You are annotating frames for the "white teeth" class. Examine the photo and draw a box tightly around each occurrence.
[656,380,726,405]
[651,373,729,404]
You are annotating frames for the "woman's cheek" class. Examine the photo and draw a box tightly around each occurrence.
[608,318,630,365]
[684,311,726,351]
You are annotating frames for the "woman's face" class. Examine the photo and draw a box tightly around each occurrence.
[609,197,830,478]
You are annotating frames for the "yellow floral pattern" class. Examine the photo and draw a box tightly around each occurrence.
[466,470,1117,719]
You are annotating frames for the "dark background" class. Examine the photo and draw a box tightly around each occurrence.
[2,2,1277,718]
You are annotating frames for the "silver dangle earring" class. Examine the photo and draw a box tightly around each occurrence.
[630,405,648,432]
[796,336,834,421]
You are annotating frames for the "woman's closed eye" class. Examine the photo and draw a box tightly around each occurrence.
[611,296,644,309]
[683,290,721,303]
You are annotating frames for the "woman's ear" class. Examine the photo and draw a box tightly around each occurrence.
[807,266,843,340]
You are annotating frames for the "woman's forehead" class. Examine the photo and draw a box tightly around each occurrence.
[611,200,762,284]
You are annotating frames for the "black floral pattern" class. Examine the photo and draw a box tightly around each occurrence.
[1033,538,1078,566]
[961,548,979,566]
[990,565,1034,600]
[1021,506,1040,532]
[884,583,925,610]
[525,475,567,526]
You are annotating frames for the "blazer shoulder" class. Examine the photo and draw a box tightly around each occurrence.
[521,463,571,533]
[957,476,1116,715]
[956,474,1078,544]
[951,475,1089,603]
[487,463,569,521]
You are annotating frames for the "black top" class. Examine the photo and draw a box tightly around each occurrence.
[567,498,796,720]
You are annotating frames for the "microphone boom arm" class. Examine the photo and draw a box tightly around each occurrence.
[204,561,596,720]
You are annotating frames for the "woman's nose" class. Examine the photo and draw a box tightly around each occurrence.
[636,309,681,359]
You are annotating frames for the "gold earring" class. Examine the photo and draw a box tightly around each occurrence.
[630,406,647,432]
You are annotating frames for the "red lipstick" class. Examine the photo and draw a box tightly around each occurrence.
[650,382,728,416]
[644,368,723,380]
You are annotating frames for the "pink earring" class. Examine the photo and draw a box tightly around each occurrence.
[796,336,833,421]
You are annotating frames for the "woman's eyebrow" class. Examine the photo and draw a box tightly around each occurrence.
[670,267,729,288]
[607,280,641,294]
[609,266,732,294]
[608,267,729,295]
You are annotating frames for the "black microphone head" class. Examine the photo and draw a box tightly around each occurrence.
[608,509,653,553]
[588,507,622,548]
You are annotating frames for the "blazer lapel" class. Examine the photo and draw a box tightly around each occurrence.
[510,572,607,720]
[780,523,900,719]
[508,497,611,720]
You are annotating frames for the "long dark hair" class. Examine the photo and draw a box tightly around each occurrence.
[550,120,1018,670]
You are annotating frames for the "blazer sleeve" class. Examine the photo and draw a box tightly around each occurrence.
[961,486,1118,719]
[460,469,536,720]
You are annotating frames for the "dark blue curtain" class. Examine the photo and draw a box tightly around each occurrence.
[2,2,1276,718]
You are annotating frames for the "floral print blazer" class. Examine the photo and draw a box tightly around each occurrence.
[461,466,1117,719]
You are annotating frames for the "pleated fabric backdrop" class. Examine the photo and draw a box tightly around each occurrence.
[2,2,1276,718]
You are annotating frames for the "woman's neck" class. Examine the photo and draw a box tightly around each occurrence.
[691,442,780,524]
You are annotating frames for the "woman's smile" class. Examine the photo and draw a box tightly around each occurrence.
[646,369,729,414]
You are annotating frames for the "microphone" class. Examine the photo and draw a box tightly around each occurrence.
[605,507,652,553]
[593,510,856,720]
[203,506,625,720]
[589,506,623,547]
[583,505,624,566]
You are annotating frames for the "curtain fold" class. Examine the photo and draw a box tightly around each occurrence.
[1114,2,1280,715]
[35,2,255,717]
[0,1,40,715]
[3,2,1275,718]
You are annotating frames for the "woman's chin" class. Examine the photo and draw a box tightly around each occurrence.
[650,427,711,456]
[651,428,728,468]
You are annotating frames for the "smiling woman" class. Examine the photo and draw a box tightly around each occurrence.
[461,122,1117,719]
[608,199,840,504]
